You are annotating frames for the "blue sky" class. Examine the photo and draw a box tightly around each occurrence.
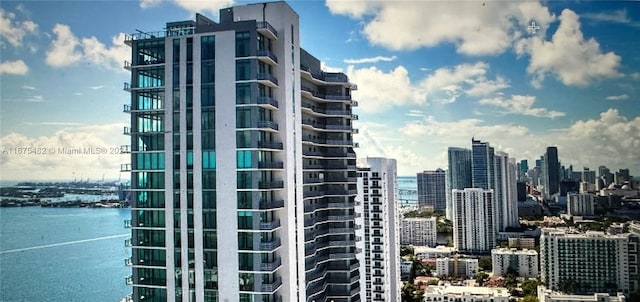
[0,0,639,181]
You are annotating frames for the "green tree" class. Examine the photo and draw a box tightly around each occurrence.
[521,279,541,297]
[475,272,489,285]
[478,256,492,271]
[401,246,414,257]
[521,295,538,302]
[401,282,424,302]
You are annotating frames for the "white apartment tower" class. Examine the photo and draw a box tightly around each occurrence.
[567,193,595,216]
[355,157,400,302]
[494,152,519,232]
[452,188,495,254]
[491,248,539,278]
[541,229,630,294]
[122,3,360,301]
[400,217,437,247]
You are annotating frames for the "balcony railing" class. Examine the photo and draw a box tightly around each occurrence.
[258,161,284,169]
[257,120,279,131]
[120,145,131,153]
[123,127,131,135]
[124,238,132,247]
[257,141,283,150]
[256,96,279,108]
[123,104,131,113]
[257,49,278,63]
[258,180,284,189]
[260,257,282,271]
[261,277,283,293]
[329,253,355,260]
[258,199,285,210]
[123,82,131,91]
[259,238,282,251]
[257,73,278,86]
[121,164,132,172]
[124,220,132,228]
[256,21,278,38]
[125,276,133,285]
[259,219,281,230]
[125,257,133,266]
[124,60,132,70]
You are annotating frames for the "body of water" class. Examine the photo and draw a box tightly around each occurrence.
[0,207,131,302]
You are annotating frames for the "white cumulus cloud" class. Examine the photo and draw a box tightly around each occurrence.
[173,0,234,16]
[0,60,29,75]
[0,8,38,47]
[347,65,424,113]
[45,24,82,67]
[479,94,565,118]
[344,55,397,64]
[347,61,509,112]
[606,94,629,101]
[45,23,129,71]
[516,9,621,87]
[374,108,640,175]
[140,0,162,9]
[326,1,554,56]
[0,123,128,181]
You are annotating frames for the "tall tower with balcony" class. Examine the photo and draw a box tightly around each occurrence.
[122,2,360,302]
[355,157,400,302]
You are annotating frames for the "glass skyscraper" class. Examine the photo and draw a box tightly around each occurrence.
[446,147,472,220]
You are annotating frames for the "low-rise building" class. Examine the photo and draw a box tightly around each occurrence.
[491,248,539,278]
[423,285,510,302]
[414,245,456,260]
[435,257,478,278]
[508,237,536,249]
[537,285,626,302]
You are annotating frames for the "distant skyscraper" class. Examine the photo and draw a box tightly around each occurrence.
[598,166,613,186]
[615,169,631,184]
[446,147,472,220]
[356,157,400,302]
[452,188,495,254]
[541,147,560,199]
[471,138,494,190]
[518,159,528,182]
[417,169,446,212]
[582,167,596,185]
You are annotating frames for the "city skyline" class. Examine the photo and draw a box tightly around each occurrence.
[1,0,640,181]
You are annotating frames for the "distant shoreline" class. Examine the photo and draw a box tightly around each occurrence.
[0,199,126,208]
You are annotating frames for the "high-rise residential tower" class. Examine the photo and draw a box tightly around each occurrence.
[541,229,630,294]
[417,169,446,212]
[452,188,495,254]
[355,157,400,302]
[494,152,519,231]
[122,3,360,301]
[446,147,472,220]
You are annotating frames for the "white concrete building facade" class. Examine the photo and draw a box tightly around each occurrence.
[400,217,437,247]
[355,157,400,302]
[491,248,539,278]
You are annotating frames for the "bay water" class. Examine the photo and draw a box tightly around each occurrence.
[0,207,131,302]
